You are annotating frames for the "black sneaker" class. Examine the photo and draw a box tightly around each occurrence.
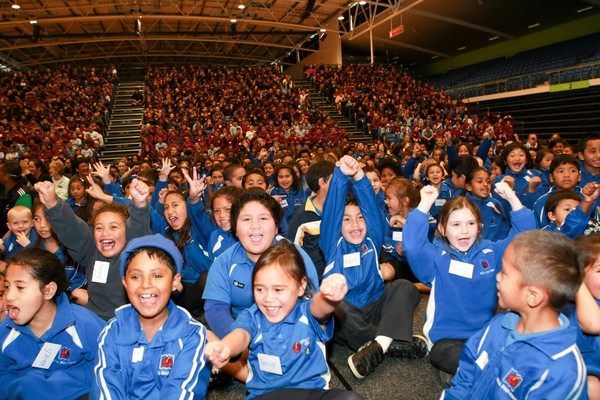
[386,335,429,359]
[347,340,385,379]
[208,366,231,391]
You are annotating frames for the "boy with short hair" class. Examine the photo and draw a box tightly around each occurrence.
[542,183,600,239]
[0,205,37,260]
[94,234,210,399]
[533,154,582,228]
[578,132,600,187]
[442,230,587,399]
[223,164,245,188]
[320,156,427,380]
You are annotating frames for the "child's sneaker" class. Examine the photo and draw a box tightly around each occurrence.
[347,340,385,379]
[386,335,429,359]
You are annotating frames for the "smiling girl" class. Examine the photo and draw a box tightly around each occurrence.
[464,167,510,241]
[494,142,548,208]
[269,164,308,230]
[34,178,152,320]
[403,181,535,378]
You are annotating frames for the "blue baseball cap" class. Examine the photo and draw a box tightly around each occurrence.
[120,234,183,276]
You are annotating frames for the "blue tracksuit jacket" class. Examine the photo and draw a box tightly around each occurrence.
[320,168,385,308]
[442,312,587,400]
[403,207,535,345]
[93,301,210,400]
[0,293,105,400]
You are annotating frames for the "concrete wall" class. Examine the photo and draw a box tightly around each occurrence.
[285,20,342,80]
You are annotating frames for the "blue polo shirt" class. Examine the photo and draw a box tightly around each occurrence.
[233,300,333,399]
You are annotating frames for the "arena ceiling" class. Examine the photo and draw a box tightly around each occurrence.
[0,0,598,70]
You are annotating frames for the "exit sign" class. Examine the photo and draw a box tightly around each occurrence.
[389,24,404,38]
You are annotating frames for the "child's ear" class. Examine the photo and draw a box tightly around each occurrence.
[465,182,473,192]
[547,211,556,222]
[171,273,182,292]
[298,277,308,298]
[437,223,445,237]
[526,286,545,308]
[42,282,57,300]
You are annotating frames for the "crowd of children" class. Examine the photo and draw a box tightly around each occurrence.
[0,129,599,399]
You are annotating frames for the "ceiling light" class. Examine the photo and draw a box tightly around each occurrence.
[431,55,439,59]
[30,20,37,24]
[528,23,540,29]
[230,19,237,23]
[359,1,367,4]
[320,28,327,32]
[338,15,345,20]
[11,4,20,9]
[457,46,466,51]
[577,6,592,13]
[489,36,498,41]
[237,4,246,9]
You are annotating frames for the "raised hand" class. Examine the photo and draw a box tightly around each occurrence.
[34,181,58,209]
[182,167,206,203]
[319,273,348,303]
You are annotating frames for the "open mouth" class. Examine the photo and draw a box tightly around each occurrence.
[263,306,280,317]
[100,239,116,250]
[249,233,263,243]
[7,306,19,320]
[139,294,158,306]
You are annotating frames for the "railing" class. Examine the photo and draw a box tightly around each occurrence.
[441,61,600,99]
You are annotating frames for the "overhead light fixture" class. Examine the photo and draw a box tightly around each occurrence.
[431,55,439,59]
[528,22,540,29]
[230,19,237,23]
[338,15,345,20]
[320,28,327,32]
[11,4,20,9]
[489,36,498,41]
[30,20,37,24]
[457,46,466,51]
[359,1,367,4]
[237,4,246,9]
[577,6,592,13]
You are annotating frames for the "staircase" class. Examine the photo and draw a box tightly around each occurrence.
[295,82,372,144]
[100,81,145,162]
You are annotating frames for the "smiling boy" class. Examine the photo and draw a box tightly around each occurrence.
[94,234,210,399]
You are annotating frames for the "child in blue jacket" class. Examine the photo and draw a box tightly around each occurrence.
[93,234,210,399]
[541,185,600,239]
[0,248,105,400]
[403,181,535,377]
[443,231,587,399]
[464,167,510,241]
[320,156,427,380]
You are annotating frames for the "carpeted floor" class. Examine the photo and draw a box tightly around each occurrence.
[206,293,445,400]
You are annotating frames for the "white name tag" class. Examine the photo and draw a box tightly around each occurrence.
[32,342,61,369]
[132,347,145,363]
[448,260,474,279]
[435,199,446,207]
[343,252,361,268]
[392,231,403,242]
[279,199,288,208]
[476,350,489,370]
[92,261,110,284]
[257,353,282,375]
